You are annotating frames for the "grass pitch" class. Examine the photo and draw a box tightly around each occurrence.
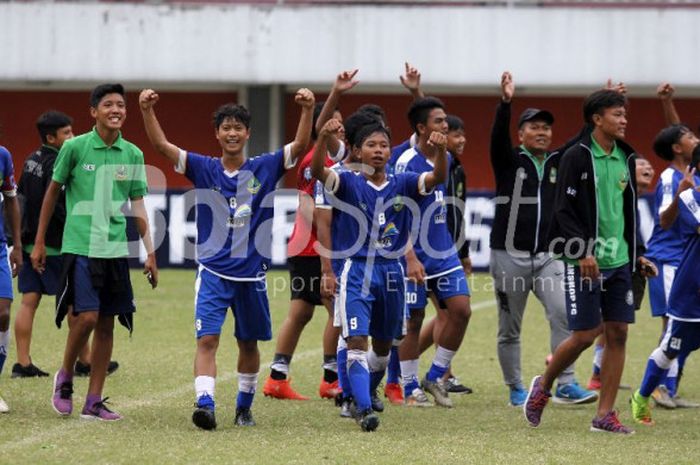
[1,270,698,465]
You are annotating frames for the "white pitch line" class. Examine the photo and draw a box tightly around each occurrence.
[4,347,322,452]
[471,299,497,311]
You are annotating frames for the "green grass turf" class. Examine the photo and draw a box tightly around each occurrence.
[1,270,698,465]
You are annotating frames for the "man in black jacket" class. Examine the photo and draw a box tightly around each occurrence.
[525,89,657,434]
[489,72,595,406]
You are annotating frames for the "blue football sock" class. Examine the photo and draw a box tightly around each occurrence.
[348,358,371,412]
[426,363,448,382]
[0,330,8,375]
[387,346,400,384]
[337,346,352,398]
[403,379,420,397]
[639,358,669,398]
[236,391,255,410]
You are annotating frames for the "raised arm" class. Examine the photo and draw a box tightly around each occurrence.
[400,62,425,100]
[311,119,343,185]
[289,88,316,163]
[657,82,681,126]
[315,69,359,136]
[423,132,448,191]
[490,71,515,172]
[139,89,181,166]
[30,180,62,272]
[660,166,696,230]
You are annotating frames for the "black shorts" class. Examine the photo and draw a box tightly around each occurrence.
[288,256,323,306]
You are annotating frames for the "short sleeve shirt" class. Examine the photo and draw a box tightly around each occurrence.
[0,145,17,244]
[52,128,148,258]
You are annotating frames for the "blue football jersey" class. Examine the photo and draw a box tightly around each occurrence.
[394,146,461,277]
[327,170,427,260]
[667,188,700,321]
[389,137,413,171]
[646,167,700,266]
[178,145,292,279]
[0,146,17,244]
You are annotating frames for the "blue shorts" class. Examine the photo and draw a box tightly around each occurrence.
[563,263,635,331]
[405,267,470,311]
[336,258,406,340]
[18,252,62,295]
[72,256,135,314]
[0,245,12,300]
[194,266,272,341]
[648,259,675,318]
[660,318,700,359]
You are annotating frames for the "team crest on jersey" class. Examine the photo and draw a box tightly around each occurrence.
[211,185,221,193]
[359,202,368,211]
[303,167,312,181]
[82,163,96,172]
[247,176,261,194]
[549,167,557,184]
[115,165,127,181]
[393,196,404,212]
[619,172,629,191]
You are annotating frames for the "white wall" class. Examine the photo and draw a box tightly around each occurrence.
[2,2,700,94]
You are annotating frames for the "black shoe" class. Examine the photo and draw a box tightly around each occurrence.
[444,376,473,395]
[356,408,380,432]
[371,391,385,412]
[234,407,256,427]
[192,406,217,430]
[11,362,50,378]
[74,360,120,377]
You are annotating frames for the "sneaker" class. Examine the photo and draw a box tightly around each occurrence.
[404,387,433,407]
[74,360,120,377]
[371,390,385,412]
[0,394,8,413]
[509,384,528,407]
[587,375,602,391]
[630,390,654,426]
[262,376,309,400]
[523,376,551,427]
[672,396,700,408]
[355,407,379,432]
[319,379,341,399]
[421,376,452,408]
[384,382,404,405]
[52,371,73,416]
[339,396,353,418]
[590,410,634,434]
[444,376,473,394]
[234,407,256,426]
[192,394,217,430]
[12,362,49,378]
[80,397,122,421]
[552,382,598,405]
[651,386,676,409]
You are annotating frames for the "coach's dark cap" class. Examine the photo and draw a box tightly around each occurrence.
[518,108,554,128]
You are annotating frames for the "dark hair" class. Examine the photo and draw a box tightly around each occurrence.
[36,111,73,144]
[353,121,391,149]
[90,83,125,108]
[344,111,382,147]
[583,90,627,126]
[357,104,388,126]
[407,97,445,134]
[311,101,330,140]
[652,124,691,161]
[212,104,251,129]
[446,115,464,132]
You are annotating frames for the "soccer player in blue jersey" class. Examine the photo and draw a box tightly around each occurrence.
[0,142,23,413]
[139,87,315,429]
[312,117,447,431]
[315,110,382,418]
[394,97,472,408]
[630,163,700,425]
